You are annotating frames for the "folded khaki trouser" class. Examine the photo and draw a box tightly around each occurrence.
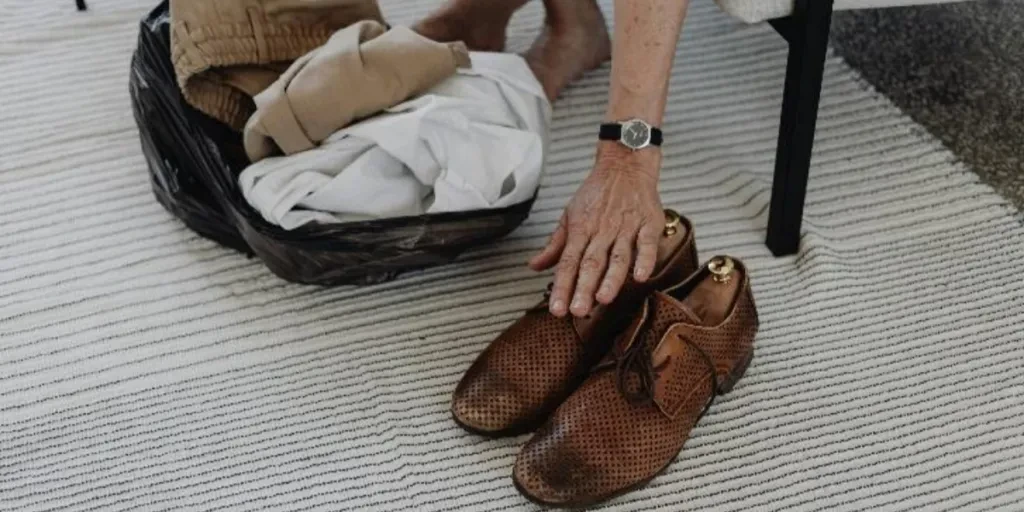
[170,0,384,130]
[243,20,470,162]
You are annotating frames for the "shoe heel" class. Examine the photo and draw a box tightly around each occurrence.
[718,349,752,395]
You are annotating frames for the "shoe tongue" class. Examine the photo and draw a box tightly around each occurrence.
[619,292,702,355]
[652,292,702,326]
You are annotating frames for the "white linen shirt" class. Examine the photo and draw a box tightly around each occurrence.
[239,52,551,229]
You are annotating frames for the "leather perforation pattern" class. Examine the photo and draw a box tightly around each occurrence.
[513,258,758,507]
[450,215,699,436]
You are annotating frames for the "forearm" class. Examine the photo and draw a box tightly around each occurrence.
[605,0,689,130]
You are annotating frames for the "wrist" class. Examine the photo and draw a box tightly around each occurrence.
[603,113,662,130]
[595,140,661,178]
[605,88,666,127]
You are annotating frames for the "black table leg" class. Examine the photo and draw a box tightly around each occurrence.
[766,0,834,256]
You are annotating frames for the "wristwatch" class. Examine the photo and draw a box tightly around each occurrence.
[598,118,663,151]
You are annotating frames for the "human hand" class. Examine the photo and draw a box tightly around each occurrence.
[529,142,665,318]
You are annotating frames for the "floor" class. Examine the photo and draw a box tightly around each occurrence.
[3,1,1024,511]
[831,0,1024,210]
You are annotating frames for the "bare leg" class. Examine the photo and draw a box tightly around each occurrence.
[413,0,530,52]
[414,0,611,102]
[524,0,611,102]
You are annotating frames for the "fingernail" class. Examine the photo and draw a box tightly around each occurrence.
[634,266,647,279]
[571,296,583,311]
[551,299,565,314]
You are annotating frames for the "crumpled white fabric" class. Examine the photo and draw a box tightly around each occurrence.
[238,52,551,229]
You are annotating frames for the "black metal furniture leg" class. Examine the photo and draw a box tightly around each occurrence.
[765,0,834,256]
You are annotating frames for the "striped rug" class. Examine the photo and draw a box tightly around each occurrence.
[2,0,1023,510]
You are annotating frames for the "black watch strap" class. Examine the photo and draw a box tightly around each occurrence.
[650,127,663,146]
[598,123,663,146]
[598,123,621,141]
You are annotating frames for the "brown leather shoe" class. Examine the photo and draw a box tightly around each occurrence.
[512,256,758,507]
[451,210,699,437]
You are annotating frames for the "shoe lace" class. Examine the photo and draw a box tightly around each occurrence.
[615,297,659,405]
[614,297,721,417]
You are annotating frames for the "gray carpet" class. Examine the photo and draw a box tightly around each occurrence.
[831,0,1024,210]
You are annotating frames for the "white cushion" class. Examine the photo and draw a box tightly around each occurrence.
[716,0,973,23]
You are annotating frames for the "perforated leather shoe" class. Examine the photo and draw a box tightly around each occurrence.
[451,210,699,437]
[513,256,758,507]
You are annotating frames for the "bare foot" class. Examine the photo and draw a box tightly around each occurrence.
[412,0,528,52]
[524,0,612,102]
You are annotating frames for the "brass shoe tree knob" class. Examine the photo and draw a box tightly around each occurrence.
[663,209,682,237]
[708,255,735,284]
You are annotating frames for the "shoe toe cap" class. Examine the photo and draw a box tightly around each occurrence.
[512,434,601,506]
[451,375,531,435]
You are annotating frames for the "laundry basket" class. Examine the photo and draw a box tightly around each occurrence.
[128,2,536,286]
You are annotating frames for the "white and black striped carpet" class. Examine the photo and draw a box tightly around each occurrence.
[2,0,1023,510]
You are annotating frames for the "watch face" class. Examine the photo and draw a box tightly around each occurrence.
[621,120,651,149]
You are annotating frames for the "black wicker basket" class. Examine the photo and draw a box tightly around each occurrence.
[128,2,535,285]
